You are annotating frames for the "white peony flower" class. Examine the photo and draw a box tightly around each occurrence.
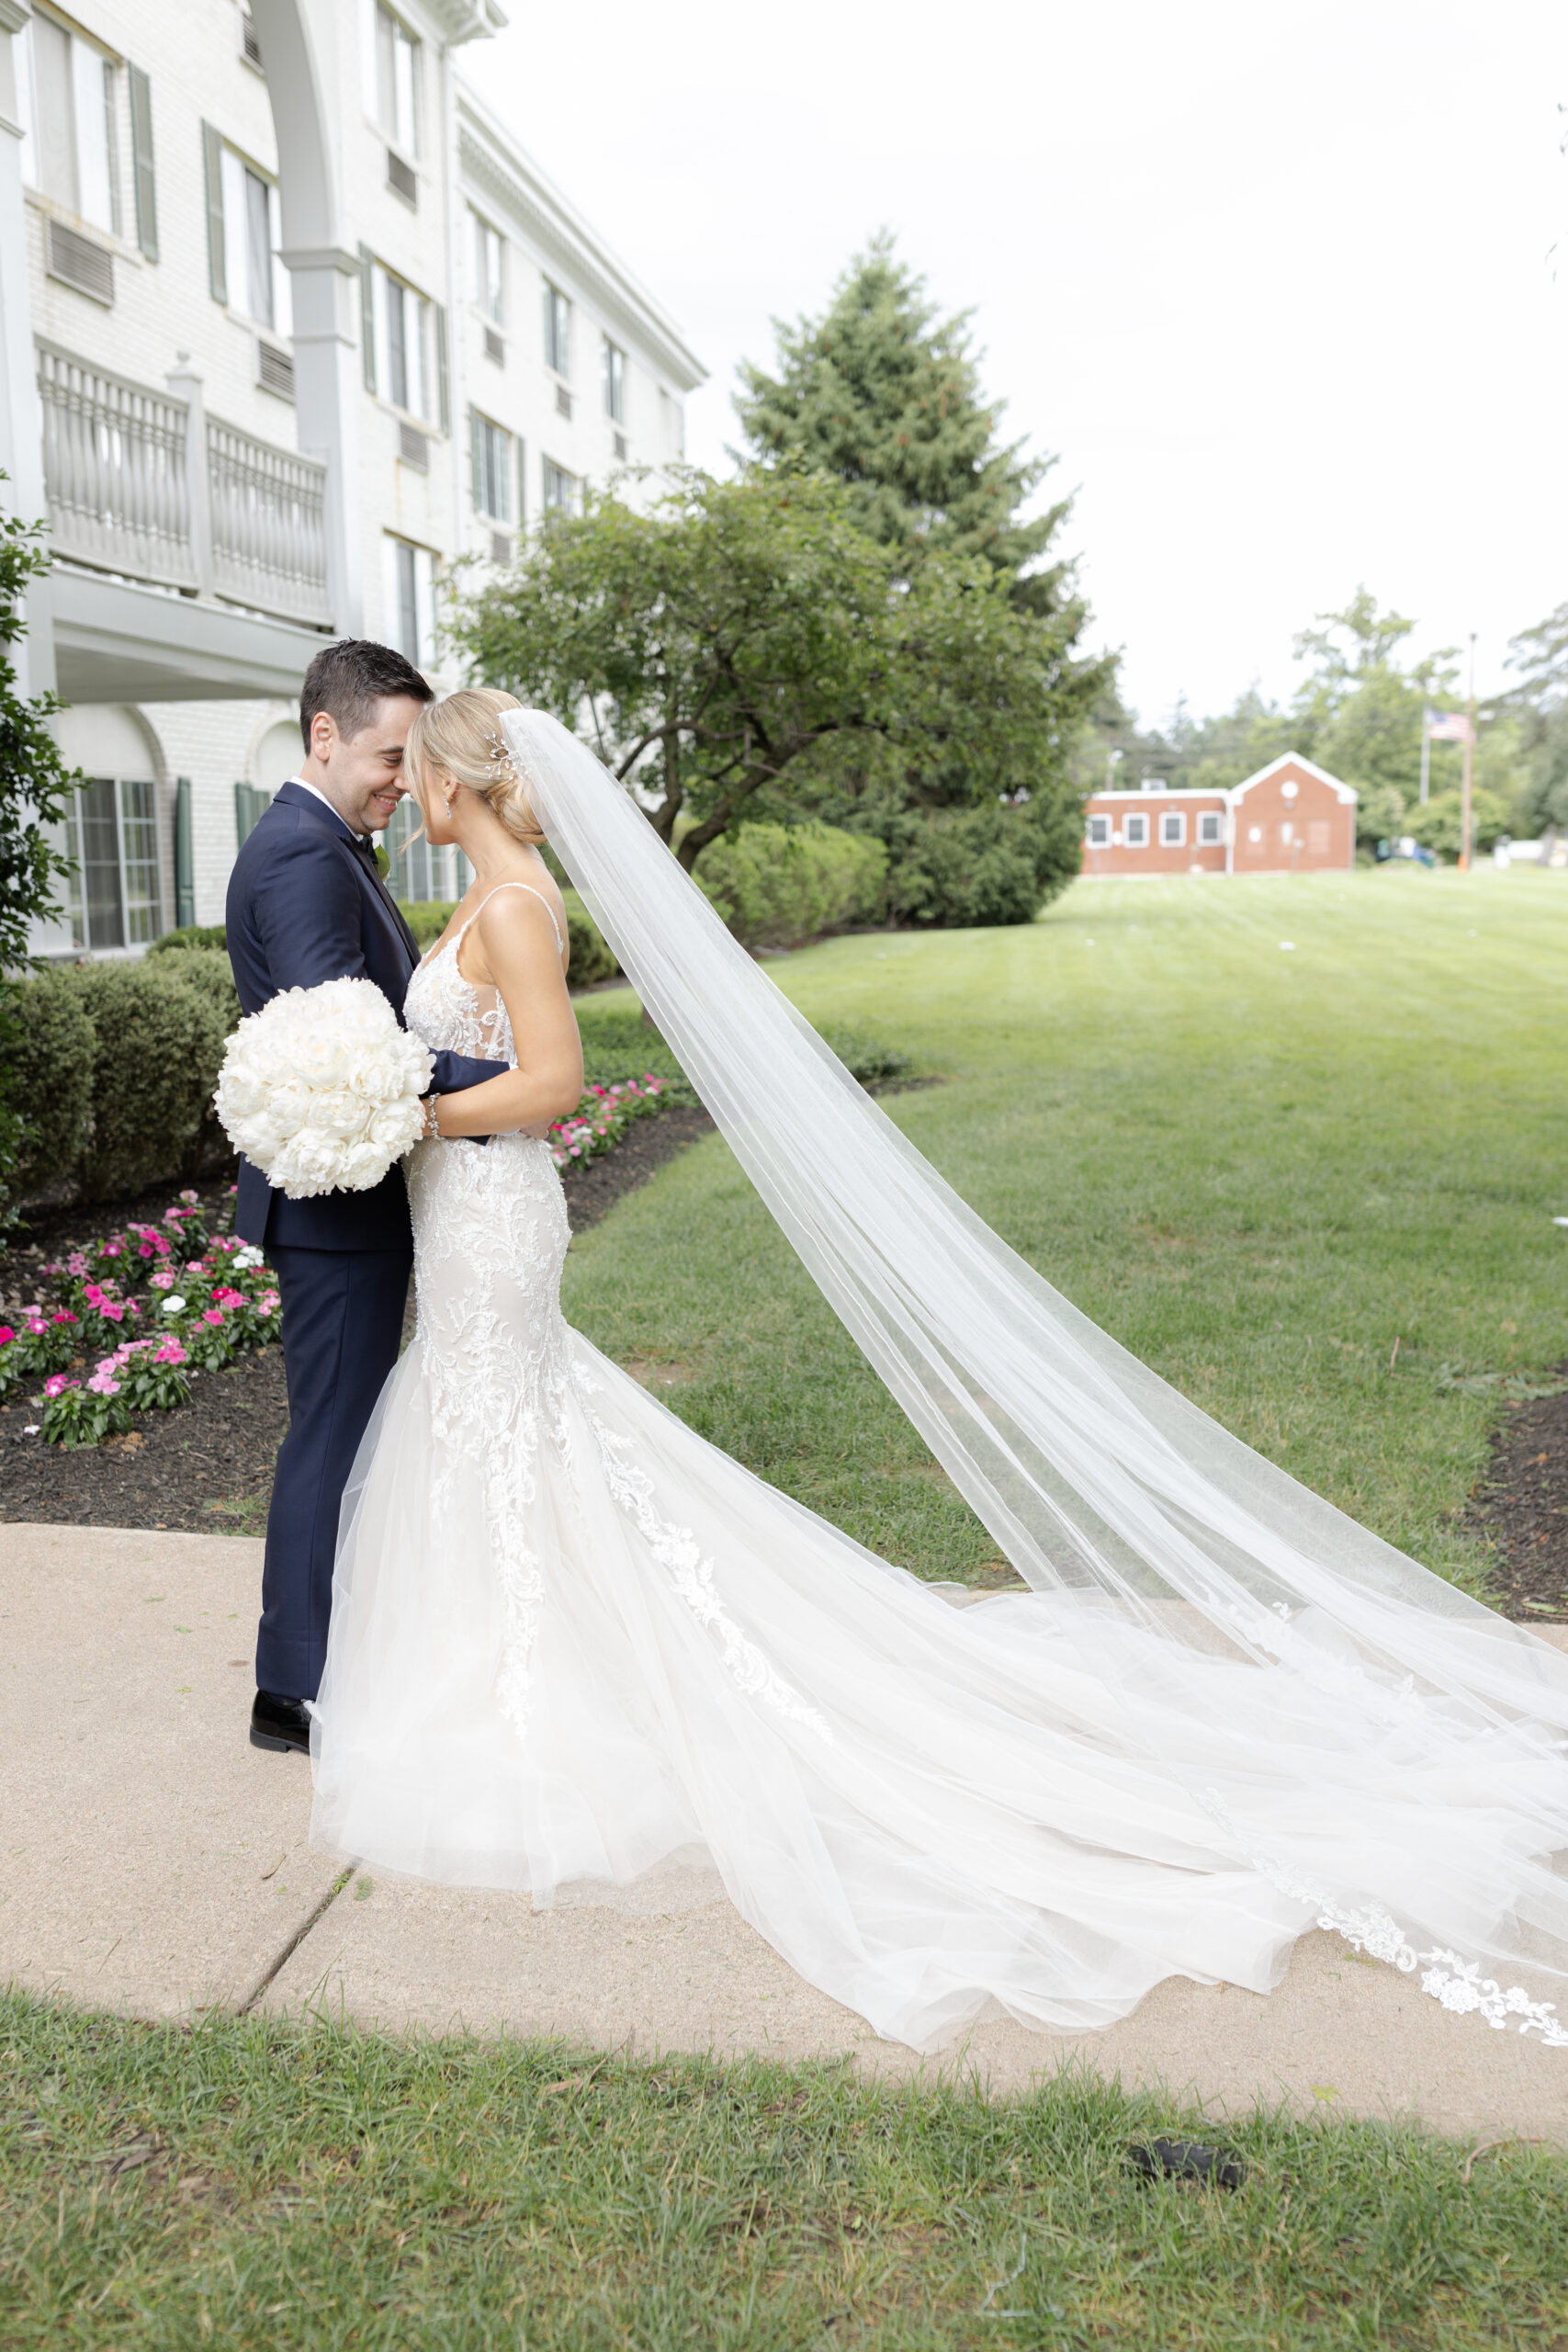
[162,1295,186,1316]
[213,978,434,1201]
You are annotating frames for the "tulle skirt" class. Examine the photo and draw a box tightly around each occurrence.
[310,1251,1568,2049]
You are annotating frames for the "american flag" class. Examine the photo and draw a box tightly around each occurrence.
[1426,709,1475,744]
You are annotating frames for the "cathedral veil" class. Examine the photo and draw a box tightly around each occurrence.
[502,710,1568,1745]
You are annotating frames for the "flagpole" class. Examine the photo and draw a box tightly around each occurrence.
[1459,632,1476,876]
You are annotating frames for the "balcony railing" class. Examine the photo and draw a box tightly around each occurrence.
[36,341,332,630]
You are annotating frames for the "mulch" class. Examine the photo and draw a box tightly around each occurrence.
[0,1107,716,1536]
[1462,1380,1568,1623]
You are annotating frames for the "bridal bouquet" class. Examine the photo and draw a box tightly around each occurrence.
[214,977,434,1198]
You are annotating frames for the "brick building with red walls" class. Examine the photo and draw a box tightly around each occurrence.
[1081,755,1358,877]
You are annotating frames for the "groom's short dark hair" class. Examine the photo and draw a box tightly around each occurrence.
[299,639,434,752]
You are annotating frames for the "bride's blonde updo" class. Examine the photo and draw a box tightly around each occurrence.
[405,686,545,844]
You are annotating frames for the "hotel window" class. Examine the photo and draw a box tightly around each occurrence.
[543,281,570,378]
[603,336,626,424]
[1280,821,1294,846]
[1124,813,1148,848]
[541,458,578,514]
[1159,810,1186,847]
[367,263,443,423]
[1086,814,1111,848]
[469,409,514,523]
[383,535,436,670]
[374,3,420,153]
[20,13,118,236]
[386,796,467,905]
[204,133,288,330]
[1197,811,1223,846]
[472,211,504,324]
[65,778,162,951]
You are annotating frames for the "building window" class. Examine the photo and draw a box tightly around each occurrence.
[469,409,513,523]
[234,781,272,847]
[543,281,570,378]
[383,535,435,669]
[21,13,118,234]
[1124,813,1148,848]
[472,212,503,325]
[1197,811,1223,845]
[1308,820,1331,855]
[1247,825,1262,844]
[220,146,284,328]
[375,265,433,420]
[386,797,467,905]
[1159,810,1186,847]
[603,336,626,424]
[1280,821,1294,846]
[65,777,162,950]
[541,458,578,514]
[1086,814,1111,848]
[374,3,420,153]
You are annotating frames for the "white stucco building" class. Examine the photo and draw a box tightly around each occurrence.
[0,0,705,949]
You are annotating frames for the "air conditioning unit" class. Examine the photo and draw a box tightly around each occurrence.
[490,531,513,566]
[46,218,114,306]
[387,150,416,206]
[555,382,572,421]
[483,326,504,367]
[399,422,428,469]
[257,340,295,401]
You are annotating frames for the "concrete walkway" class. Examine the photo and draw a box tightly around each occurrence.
[6,1521,1568,2146]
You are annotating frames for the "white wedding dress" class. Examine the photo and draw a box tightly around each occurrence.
[310,716,1568,2053]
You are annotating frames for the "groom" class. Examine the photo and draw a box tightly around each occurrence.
[226,640,498,1756]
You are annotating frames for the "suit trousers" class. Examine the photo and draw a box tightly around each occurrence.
[258,1241,412,1702]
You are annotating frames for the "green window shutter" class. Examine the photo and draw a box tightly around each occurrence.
[234,782,269,848]
[434,301,450,435]
[201,121,226,302]
[175,777,195,926]
[129,66,158,262]
[358,243,377,393]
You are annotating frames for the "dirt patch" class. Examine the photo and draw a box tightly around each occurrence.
[1465,1383,1568,1623]
[0,1108,716,1533]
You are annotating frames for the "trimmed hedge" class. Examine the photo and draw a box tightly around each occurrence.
[882,800,1072,930]
[148,923,228,955]
[694,822,886,948]
[0,956,231,1211]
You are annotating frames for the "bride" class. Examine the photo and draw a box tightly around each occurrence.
[310,686,1568,2052]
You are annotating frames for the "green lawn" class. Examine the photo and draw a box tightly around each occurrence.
[6,1992,1568,2350]
[570,864,1568,1599]
[10,867,1568,2347]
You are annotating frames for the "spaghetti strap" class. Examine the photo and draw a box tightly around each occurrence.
[452,880,564,957]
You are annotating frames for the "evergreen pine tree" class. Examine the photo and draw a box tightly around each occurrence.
[735,232,1075,618]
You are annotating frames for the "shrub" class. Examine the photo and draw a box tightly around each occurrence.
[694,822,886,948]
[883,802,1046,928]
[67,962,230,1201]
[149,923,227,954]
[1404,786,1512,862]
[0,967,96,1203]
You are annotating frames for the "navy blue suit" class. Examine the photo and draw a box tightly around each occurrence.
[226,781,495,1700]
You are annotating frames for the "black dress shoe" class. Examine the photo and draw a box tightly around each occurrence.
[251,1689,311,1755]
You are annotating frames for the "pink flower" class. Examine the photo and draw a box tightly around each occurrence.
[211,1286,245,1308]
[202,1308,225,1327]
[153,1338,187,1365]
[86,1371,120,1396]
[42,1374,73,1398]
[258,1292,279,1317]
[52,1311,77,1325]
[179,1188,198,1204]
[151,1270,175,1292]
[99,1304,125,1324]
[0,1327,13,1346]
[101,1241,122,1259]
[66,1253,88,1277]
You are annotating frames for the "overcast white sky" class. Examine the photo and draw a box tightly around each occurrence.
[480,0,1568,729]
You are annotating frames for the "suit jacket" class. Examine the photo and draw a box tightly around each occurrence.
[226,781,496,1252]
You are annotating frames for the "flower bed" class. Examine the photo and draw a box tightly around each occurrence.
[0,1189,282,1448]
[547,1075,672,1170]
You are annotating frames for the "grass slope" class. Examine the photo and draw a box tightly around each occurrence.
[569,865,1568,1597]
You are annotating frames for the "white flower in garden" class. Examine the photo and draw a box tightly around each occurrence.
[232,1245,264,1270]
[162,1295,187,1316]
[213,978,434,1201]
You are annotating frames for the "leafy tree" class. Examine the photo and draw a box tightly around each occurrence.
[452,469,1096,905]
[0,486,79,1227]
[1501,601,1568,834]
[1405,787,1511,861]
[734,233,1077,622]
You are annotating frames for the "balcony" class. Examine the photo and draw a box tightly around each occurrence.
[36,340,335,704]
